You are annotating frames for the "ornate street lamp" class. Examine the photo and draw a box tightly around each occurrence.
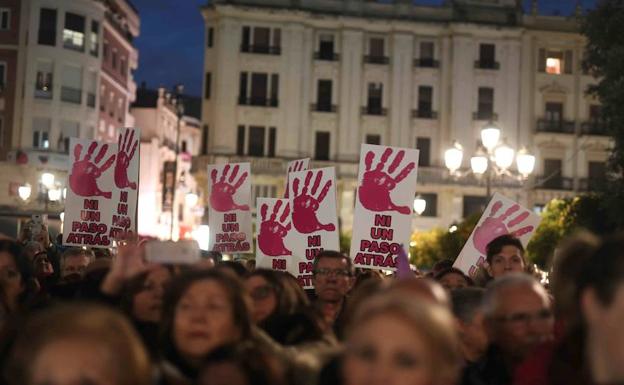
[413,195,427,216]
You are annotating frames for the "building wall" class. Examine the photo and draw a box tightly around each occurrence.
[0,0,21,158]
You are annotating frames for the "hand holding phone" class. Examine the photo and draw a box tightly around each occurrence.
[144,240,201,265]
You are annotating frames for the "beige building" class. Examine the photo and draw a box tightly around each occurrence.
[196,0,610,235]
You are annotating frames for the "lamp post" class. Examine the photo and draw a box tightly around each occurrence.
[444,121,536,198]
[413,195,427,216]
[169,84,185,240]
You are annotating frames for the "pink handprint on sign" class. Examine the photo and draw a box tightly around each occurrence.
[258,200,291,257]
[284,160,306,199]
[114,129,138,190]
[291,170,335,234]
[69,141,116,199]
[209,164,249,212]
[358,148,415,214]
[472,201,534,255]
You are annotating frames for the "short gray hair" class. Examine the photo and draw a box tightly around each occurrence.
[481,273,548,318]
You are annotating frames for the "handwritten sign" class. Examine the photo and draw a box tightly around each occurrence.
[255,198,298,274]
[207,163,252,253]
[288,167,339,288]
[110,127,140,239]
[350,144,419,270]
[284,158,309,198]
[453,192,541,277]
[63,138,117,248]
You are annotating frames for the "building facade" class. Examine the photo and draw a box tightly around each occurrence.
[196,0,611,235]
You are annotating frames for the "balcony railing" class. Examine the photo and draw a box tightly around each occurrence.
[412,109,438,119]
[578,177,607,191]
[581,121,609,136]
[361,106,387,116]
[535,176,573,190]
[61,86,82,104]
[536,119,575,134]
[240,44,281,55]
[364,55,389,65]
[239,97,279,107]
[414,58,440,68]
[314,51,339,61]
[311,103,337,113]
[87,93,96,108]
[474,60,500,70]
[473,111,498,121]
[35,84,53,100]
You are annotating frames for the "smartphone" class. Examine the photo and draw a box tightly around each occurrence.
[30,214,47,241]
[144,240,201,265]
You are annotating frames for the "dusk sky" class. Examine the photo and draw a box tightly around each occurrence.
[132,0,597,97]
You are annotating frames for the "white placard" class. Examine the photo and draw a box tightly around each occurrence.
[288,167,339,288]
[207,163,252,253]
[110,127,140,238]
[255,198,298,275]
[350,144,419,270]
[453,192,541,277]
[63,138,117,248]
[284,158,310,198]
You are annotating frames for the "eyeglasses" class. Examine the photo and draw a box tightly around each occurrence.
[250,285,274,301]
[496,309,553,325]
[313,268,351,278]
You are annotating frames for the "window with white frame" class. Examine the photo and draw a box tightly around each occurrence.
[0,9,10,30]
[59,120,79,152]
[63,12,85,51]
[90,20,99,57]
[61,65,82,104]
[32,117,51,149]
[236,125,277,157]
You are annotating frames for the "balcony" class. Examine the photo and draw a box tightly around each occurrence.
[362,106,387,116]
[239,97,279,108]
[474,60,500,70]
[412,109,438,119]
[314,51,339,61]
[364,55,389,65]
[414,58,440,68]
[536,119,575,134]
[473,111,498,121]
[35,84,53,100]
[578,177,607,192]
[535,176,573,190]
[311,103,337,113]
[87,93,96,108]
[240,44,281,55]
[61,87,82,104]
[581,121,609,136]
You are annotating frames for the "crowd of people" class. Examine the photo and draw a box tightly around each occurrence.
[1,221,624,385]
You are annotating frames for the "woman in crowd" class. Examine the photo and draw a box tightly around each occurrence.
[0,240,38,324]
[434,267,473,292]
[159,269,254,384]
[342,293,461,385]
[3,303,151,385]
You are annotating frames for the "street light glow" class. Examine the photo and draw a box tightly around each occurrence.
[48,188,62,202]
[517,147,536,177]
[41,173,55,189]
[413,195,426,215]
[494,142,515,170]
[470,147,488,175]
[18,185,32,201]
[444,142,463,174]
[185,192,199,208]
[480,124,501,151]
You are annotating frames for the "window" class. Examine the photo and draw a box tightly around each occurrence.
[0,63,5,90]
[463,195,487,218]
[270,74,279,107]
[181,141,187,153]
[36,61,54,99]
[241,26,250,51]
[543,159,563,189]
[478,44,496,68]
[248,126,265,156]
[318,34,336,61]
[207,27,214,48]
[86,70,96,108]
[239,72,278,107]
[417,86,433,118]
[0,9,10,30]
[120,57,126,77]
[272,29,281,52]
[419,193,438,217]
[61,65,82,104]
[250,73,267,106]
[416,137,431,167]
[238,72,248,104]
[417,41,437,67]
[241,26,280,55]
[588,161,606,183]
[268,127,276,158]
[366,83,383,115]
[236,125,245,155]
[32,117,51,149]
[38,9,57,46]
[315,131,330,161]
[103,40,109,59]
[59,120,79,153]
[201,124,209,155]
[366,37,387,64]
[204,72,212,99]
[365,134,381,145]
[476,87,494,119]
[90,20,99,56]
[316,79,333,111]
[545,102,563,122]
[63,13,85,51]
[253,27,269,50]
[112,49,117,69]
[538,49,573,74]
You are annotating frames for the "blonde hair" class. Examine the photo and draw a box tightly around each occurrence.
[346,293,462,385]
[5,303,151,385]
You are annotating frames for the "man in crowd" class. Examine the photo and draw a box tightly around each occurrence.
[486,234,527,279]
[312,250,354,335]
[462,273,553,385]
[451,287,489,364]
[60,248,95,281]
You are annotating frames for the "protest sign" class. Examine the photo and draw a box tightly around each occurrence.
[63,138,117,248]
[256,198,297,275]
[110,127,140,239]
[284,158,309,198]
[350,144,419,270]
[207,163,252,253]
[288,167,339,288]
[453,192,541,277]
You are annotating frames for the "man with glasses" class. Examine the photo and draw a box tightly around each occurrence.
[312,250,354,336]
[461,273,553,385]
